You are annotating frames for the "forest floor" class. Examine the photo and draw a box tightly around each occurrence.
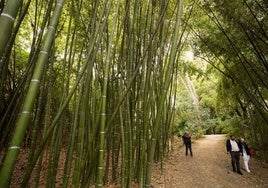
[150,134,268,188]
[8,134,268,187]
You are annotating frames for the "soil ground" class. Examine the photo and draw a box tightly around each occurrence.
[8,134,268,187]
[151,134,268,188]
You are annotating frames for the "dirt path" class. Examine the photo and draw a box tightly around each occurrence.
[151,134,268,188]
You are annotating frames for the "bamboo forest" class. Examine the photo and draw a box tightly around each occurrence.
[0,0,267,187]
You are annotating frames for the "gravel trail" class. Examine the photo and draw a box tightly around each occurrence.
[151,134,268,188]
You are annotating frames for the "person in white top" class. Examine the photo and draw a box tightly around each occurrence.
[238,137,251,173]
[226,135,243,175]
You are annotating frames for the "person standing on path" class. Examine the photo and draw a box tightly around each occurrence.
[226,135,243,175]
[182,132,193,156]
[238,137,251,173]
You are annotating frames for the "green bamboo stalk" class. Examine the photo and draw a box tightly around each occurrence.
[103,22,122,185]
[0,0,54,142]
[63,52,81,188]
[158,3,176,157]
[47,5,77,185]
[62,2,81,187]
[119,107,126,188]
[47,118,63,188]
[137,0,158,185]
[135,1,151,186]
[0,0,66,186]
[71,2,109,186]
[104,128,111,184]
[72,82,87,186]
[79,50,102,187]
[32,63,54,188]
[21,0,115,184]
[126,102,133,187]
[0,0,22,60]
[145,0,184,186]
[121,0,136,186]
[46,46,66,187]
[110,79,121,183]
[27,67,46,163]
[0,0,56,152]
[0,0,31,117]
[70,6,87,187]
[27,9,106,188]
[96,1,120,187]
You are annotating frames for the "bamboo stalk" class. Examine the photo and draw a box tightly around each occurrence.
[0,0,66,186]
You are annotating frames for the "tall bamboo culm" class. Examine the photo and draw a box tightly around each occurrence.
[0,0,184,187]
[0,0,66,186]
[0,0,22,60]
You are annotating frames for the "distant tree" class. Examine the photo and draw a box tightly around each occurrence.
[186,0,268,160]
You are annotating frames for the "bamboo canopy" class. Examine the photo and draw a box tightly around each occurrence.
[0,0,267,187]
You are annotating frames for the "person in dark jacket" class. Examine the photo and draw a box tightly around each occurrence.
[182,132,193,156]
[238,137,251,173]
[226,135,243,175]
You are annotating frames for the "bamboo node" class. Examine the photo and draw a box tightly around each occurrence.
[9,146,20,150]
[40,50,48,54]
[48,25,56,31]
[31,79,40,83]
[21,111,30,114]
[1,13,15,21]
[57,3,63,7]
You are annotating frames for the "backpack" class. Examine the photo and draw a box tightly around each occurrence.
[249,148,255,155]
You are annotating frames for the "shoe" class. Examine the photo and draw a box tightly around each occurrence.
[237,171,243,175]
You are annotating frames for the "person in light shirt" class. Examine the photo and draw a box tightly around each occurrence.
[238,137,251,173]
[226,135,243,175]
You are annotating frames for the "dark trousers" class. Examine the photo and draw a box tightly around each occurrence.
[230,151,241,172]
[185,143,192,156]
